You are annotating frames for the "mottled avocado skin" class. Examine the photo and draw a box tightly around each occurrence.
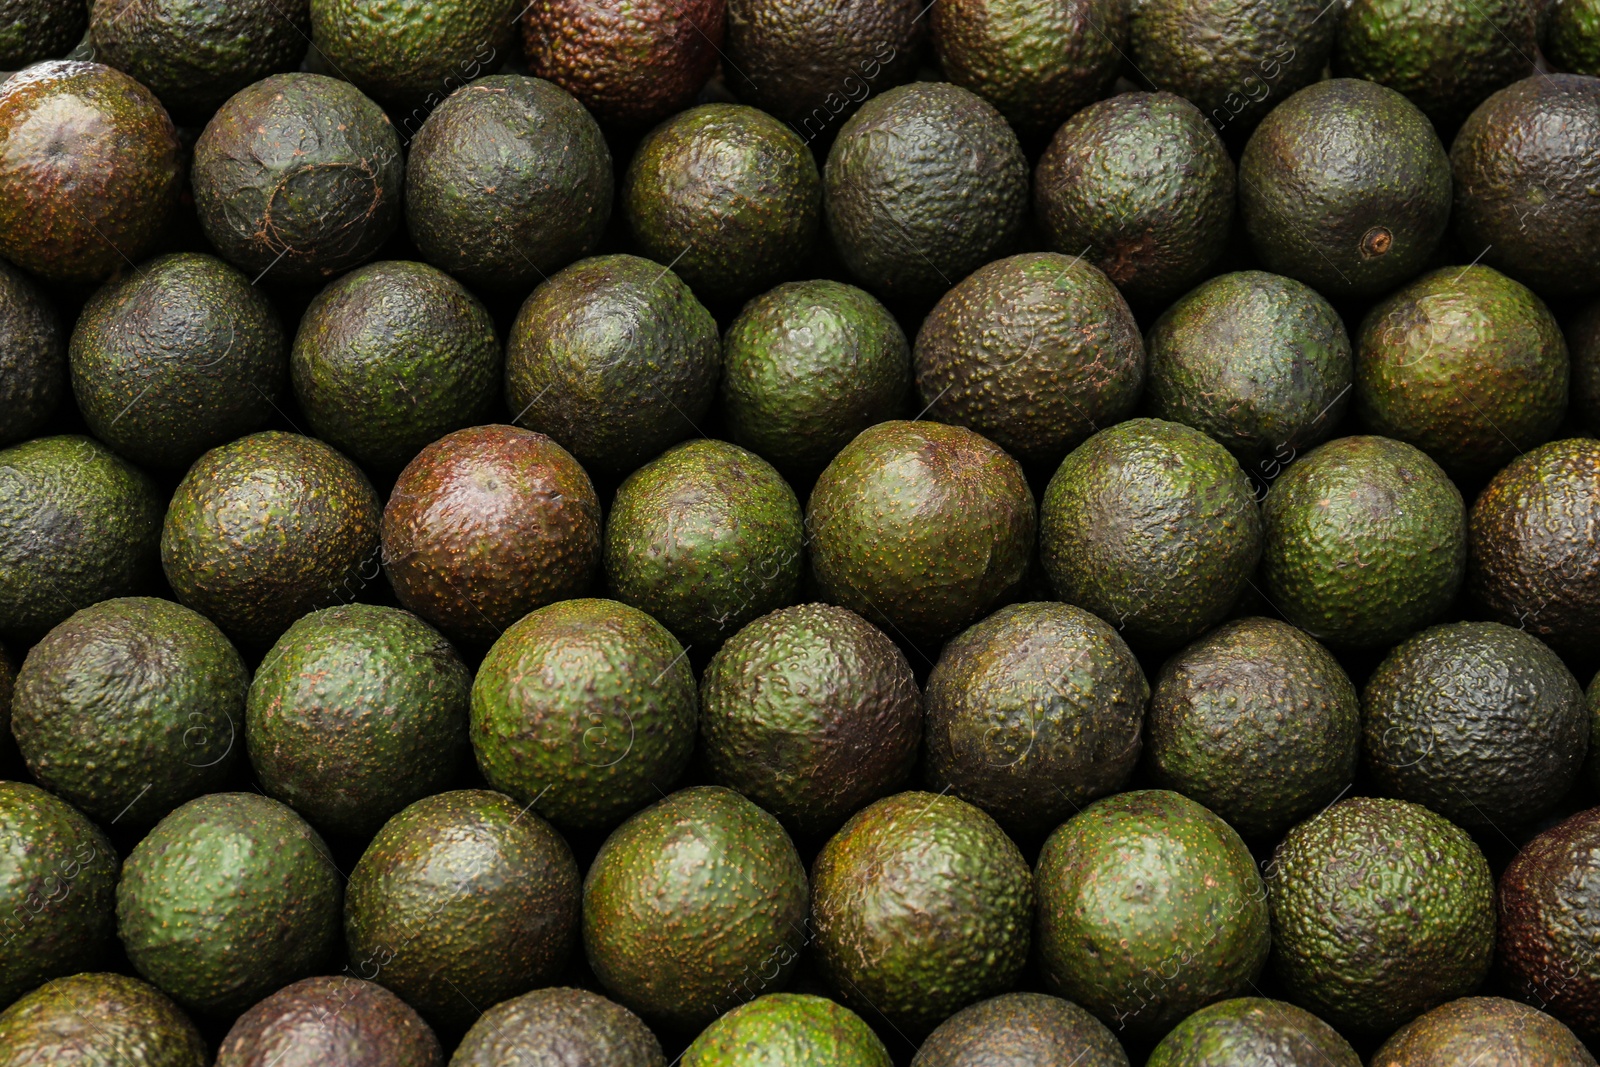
[216,976,441,1067]
[913,992,1129,1067]
[1549,0,1600,74]
[683,994,891,1067]
[0,973,206,1067]
[0,0,88,69]
[452,987,663,1067]
[312,0,516,109]
[1373,996,1596,1066]
[1146,997,1361,1067]
[0,256,63,445]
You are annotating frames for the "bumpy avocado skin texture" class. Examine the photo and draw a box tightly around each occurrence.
[1147,617,1359,841]
[247,603,471,839]
[1267,796,1494,1036]
[451,987,663,1067]
[807,420,1036,646]
[1240,79,1451,300]
[470,598,698,831]
[0,782,117,1007]
[0,973,206,1067]
[812,791,1034,1036]
[345,789,580,1031]
[192,73,402,285]
[825,82,1028,301]
[1374,996,1596,1066]
[584,786,809,1030]
[1040,418,1262,651]
[118,792,343,1016]
[1146,271,1351,467]
[1036,790,1270,1043]
[0,434,163,642]
[912,992,1130,1067]
[291,260,500,475]
[505,254,721,475]
[1146,997,1361,1067]
[71,252,287,469]
[1035,92,1233,307]
[1570,298,1600,435]
[160,431,382,647]
[683,993,891,1066]
[914,252,1145,466]
[0,256,63,445]
[13,597,245,827]
[1261,435,1465,650]
[216,976,441,1067]
[1550,0,1600,74]
[406,75,612,293]
[312,0,515,109]
[0,0,87,69]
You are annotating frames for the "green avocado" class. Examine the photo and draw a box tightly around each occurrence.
[216,976,441,1067]
[1569,297,1600,435]
[1374,996,1596,1066]
[311,0,516,109]
[0,256,63,445]
[682,994,891,1067]
[0,973,205,1067]
[450,987,663,1067]
[913,992,1129,1067]
[0,0,87,69]
[1549,0,1600,74]
[1146,997,1361,1067]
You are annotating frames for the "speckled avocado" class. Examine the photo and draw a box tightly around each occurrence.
[913,992,1130,1067]
[1146,997,1361,1067]
[0,973,206,1067]
[311,0,517,109]
[451,987,663,1067]
[0,0,88,69]
[0,256,63,445]
[683,994,891,1067]
[1373,996,1596,1066]
[1549,0,1600,74]
[216,976,441,1067]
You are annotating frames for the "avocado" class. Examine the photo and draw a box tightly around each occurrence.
[118,792,343,1016]
[291,260,500,475]
[924,602,1147,840]
[0,256,63,445]
[1240,78,1451,300]
[450,987,663,1067]
[721,279,910,477]
[470,598,697,831]
[0,0,87,69]
[504,253,721,476]
[913,252,1145,466]
[825,82,1028,301]
[0,61,181,283]
[344,789,580,1030]
[1373,996,1596,1066]
[1549,0,1600,74]
[70,251,288,469]
[216,976,441,1067]
[405,74,612,294]
[683,993,891,1066]
[1570,297,1600,435]
[1040,418,1262,651]
[812,791,1033,1036]
[0,782,117,1006]
[311,0,516,109]
[381,425,602,646]
[624,103,820,304]
[912,992,1130,1067]
[1452,75,1600,298]
[1468,437,1600,656]
[0,434,163,642]
[0,973,205,1067]
[1259,435,1465,649]
[1147,617,1358,842]
[247,603,471,839]
[1145,271,1352,468]
[1145,997,1361,1067]
[1036,789,1270,1043]
[584,785,809,1030]
[191,73,402,286]
[160,431,383,647]
[699,602,921,839]
[13,597,246,827]
[1266,796,1494,1036]
[806,420,1035,646]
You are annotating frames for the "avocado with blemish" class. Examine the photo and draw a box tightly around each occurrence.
[683,994,891,1067]
[311,0,518,110]
[0,973,205,1067]
[451,987,663,1067]
[0,0,88,69]
[1146,998,1361,1067]
[216,976,441,1067]
[1373,996,1596,1066]
[0,256,64,446]
[913,993,1129,1067]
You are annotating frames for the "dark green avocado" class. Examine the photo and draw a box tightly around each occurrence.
[0,0,88,69]
[1373,996,1596,1066]
[1549,0,1600,74]
[216,976,441,1067]
[682,994,891,1066]
[311,0,516,109]
[1569,297,1600,434]
[1146,997,1361,1067]
[451,987,663,1067]
[0,255,63,445]
[913,992,1129,1067]
[0,973,205,1067]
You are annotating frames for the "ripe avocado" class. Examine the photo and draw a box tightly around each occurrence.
[311,0,517,109]
[1570,298,1600,434]
[682,993,891,1066]
[1549,0,1600,74]
[1373,996,1596,1066]
[0,973,205,1067]
[913,992,1129,1067]
[1145,997,1361,1067]
[216,976,441,1067]
[0,256,63,445]
[0,0,87,69]
[451,987,663,1067]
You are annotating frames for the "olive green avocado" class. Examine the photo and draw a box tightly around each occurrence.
[699,602,921,839]
[683,993,891,1066]
[291,260,500,475]
[0,61,181,282]
[0,973,205,1067]
[451,987,663,1067]
[469,598,697,831]
[70,251,288,469]
[912,992,1130,1067]
[405,74,612,294]
[0,782,117,1006]
[721,279,911,476]
[825,82,1028,301]
[0,0,87,69]
[1374,996,1596,1066]
[160,431,382,647]
[1266,796,1494,1035]
[191,73,402,285]
[1034,92,1233,307]
[806,420,1035,646]
[117,792,343,1016]
[1240,78,1451,300]
[311,0,516,109]
[1040,418,1262,650]
[504,253,721,475]
[583,785,809,1030]
[247,603,471,839]
[924,602,1147,839]
[1036,790,1270,1042]
[1145,271,1352,467]
[913,252,1145,466]
[1146,997,1361,1067]
[1260,435,1465,649]
[812,791,1033,1035]
[1453,75,1600,297]
[381,425,601,646]
[0,434,163,642]
[216,976,441,1067]
[1570,297,1600,434]
[1549,0,1600,74]
[0,256,63,445]
[344,789,580,1030]
[1356,265,1568,478]
[1468,437,1600,656]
